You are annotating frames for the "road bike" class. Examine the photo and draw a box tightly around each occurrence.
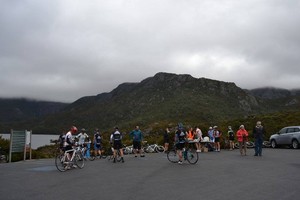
[262,141,271,148]
[167,143,198,164]
[234,141,255,149]
[107,147,122,162]
[79,143,95,161]
[123,144,133,155]
[55,145,85,172]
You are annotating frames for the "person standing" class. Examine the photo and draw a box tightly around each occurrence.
[207,126,215,150]
[253,121,265,156]
[195,126,203,152]
[64,126,78,162]
[76,128,90,147]
[213,126,222,152]
[175,126,187,164]
[130,126,145,157]
[163,127,170,152]
[227,126,235,150]
[93,129,102,158]
[236,125,248,156]
[76,128,90,158]
[58,130,66,152]
[110,127,124,163]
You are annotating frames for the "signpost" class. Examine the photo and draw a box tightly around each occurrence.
[9,130,32,162]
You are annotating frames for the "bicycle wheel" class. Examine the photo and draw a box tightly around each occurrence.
[88,155,95,161]
[55,154,67,172]
[107,155,114,161]
[74,153,85,169]
[186,149,198,164]
[234,143,239,149]
[116,150,122,162]
[155,146,165,153]
[167,150,178,163]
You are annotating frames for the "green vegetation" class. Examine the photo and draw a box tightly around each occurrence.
[1,73,300,159]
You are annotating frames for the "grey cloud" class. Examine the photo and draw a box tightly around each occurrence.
[1,0,300,102]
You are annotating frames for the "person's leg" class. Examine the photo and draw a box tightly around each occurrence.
[254,139,258,156]
[177,150,183,163]
[133,141,138,157]
[239,142,243,155]
[243,141,247,156]
[258,139,263,156]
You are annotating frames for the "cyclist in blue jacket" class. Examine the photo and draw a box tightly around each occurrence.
[130,126,145,157]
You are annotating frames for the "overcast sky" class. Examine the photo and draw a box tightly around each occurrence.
[1,0,300,103]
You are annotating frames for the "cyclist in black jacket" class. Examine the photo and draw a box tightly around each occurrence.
[110,127,124,163]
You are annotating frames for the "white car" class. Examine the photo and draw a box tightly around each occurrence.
[269,126,300,149]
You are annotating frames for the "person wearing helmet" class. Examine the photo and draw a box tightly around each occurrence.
[175,125,187,164]
[227,126,235,150]
[76,128,90,147]
[110,127,125,163]
[76,128,90,158]
[93,128,102,158]
[65,126,78,162]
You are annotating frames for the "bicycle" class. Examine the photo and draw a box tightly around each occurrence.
[79,143,95,161]
[55,145,85,172]
[107,147,122,162]
[234,141,255,149]
[123,144,133,155]
[263,141,271,148]
[167,142,199,164]
[143,142,165,153]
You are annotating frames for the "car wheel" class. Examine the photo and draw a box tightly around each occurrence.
[271,140,277,148]
[292,139,299,149]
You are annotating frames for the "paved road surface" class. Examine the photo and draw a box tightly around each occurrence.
[0,148,300,200]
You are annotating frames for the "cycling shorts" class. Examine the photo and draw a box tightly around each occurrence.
[113,140,123,150]
[176,142,185,150]
[94,144,102,150]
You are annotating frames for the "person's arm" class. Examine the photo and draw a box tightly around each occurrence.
[245,130,249,137]
[85,133,90,142]
[110,134,113,143]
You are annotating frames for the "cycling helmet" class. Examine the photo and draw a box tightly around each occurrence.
[71,126,78,133]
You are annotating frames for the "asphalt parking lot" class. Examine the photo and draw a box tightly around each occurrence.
[0,148,300,200]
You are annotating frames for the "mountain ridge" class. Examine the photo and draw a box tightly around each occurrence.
[1,72,300,133]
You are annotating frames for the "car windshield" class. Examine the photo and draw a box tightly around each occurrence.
[279,128,287,134]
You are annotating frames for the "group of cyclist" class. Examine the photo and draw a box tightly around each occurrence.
[168,121,266,164]
[58,125,146,164]
[59,121,265,166]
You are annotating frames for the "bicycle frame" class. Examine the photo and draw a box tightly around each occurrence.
[55,146,85,172]
[167,142,198,164]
